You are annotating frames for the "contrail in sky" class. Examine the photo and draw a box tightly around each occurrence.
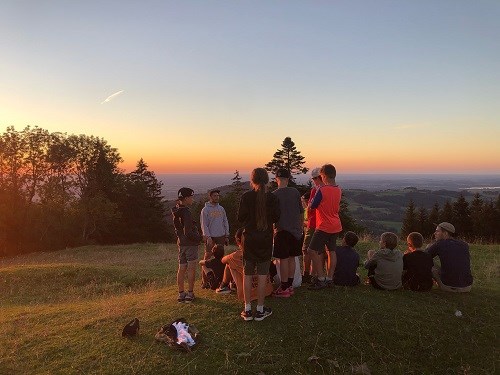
[101,90,124,104]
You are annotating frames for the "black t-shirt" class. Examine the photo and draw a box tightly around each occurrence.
[204,257,225,287]
[403,251,434,291]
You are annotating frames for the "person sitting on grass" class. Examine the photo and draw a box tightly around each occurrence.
[333,231,360,286]
[217,228,274,300]
[364,232,403,291]
[426,222,473,293]
[199,244,225,290]
[402,232,434,292]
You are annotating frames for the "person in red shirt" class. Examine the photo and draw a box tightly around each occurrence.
[307,164,342,290]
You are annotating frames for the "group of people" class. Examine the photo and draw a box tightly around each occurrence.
[171,165,474,321]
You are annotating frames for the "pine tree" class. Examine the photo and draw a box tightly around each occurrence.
[440,200,454,223]
[401,199,417,237]
[339,198,363,234]
[231,170,244,198]
[265,137,308,179]
[469,193,484,240]
[453,193,472,238]
[427,202,440,240]
[417,206,431,238]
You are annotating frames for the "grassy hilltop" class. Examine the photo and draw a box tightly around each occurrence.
[1,242,499,375]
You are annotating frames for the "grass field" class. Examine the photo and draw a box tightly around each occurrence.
[1,242,499,375]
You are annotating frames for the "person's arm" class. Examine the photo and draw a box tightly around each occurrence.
[309,188,323,209]
[270,194,281,224]
[200,208,211,241]
[237,194,249,223]
[425,242,439,258]
[222,207,230,244]
[364,251,378,269]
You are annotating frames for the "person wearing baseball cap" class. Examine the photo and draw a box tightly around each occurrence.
[426,222,473,292]
[171,187,202,303]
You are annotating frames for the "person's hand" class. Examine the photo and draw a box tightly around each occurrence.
[224,237,230,246]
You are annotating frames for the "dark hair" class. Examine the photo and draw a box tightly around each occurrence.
[407,232,424,249]
[235,228,244,245]
[320,164,336,179]
[381,232,398,250]
[212,244,224,259]
[343,231,359,247]
[251,168,269,231]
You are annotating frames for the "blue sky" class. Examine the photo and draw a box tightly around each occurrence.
[1,1,499,173]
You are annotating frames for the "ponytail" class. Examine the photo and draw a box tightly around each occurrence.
[250,168,270,231]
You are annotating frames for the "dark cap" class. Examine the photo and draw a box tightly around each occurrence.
[275,168,291,178]
[178,187,194,199]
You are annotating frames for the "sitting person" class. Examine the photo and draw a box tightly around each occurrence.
[426,222,473,292]
[402,232,434,291]
[217,228,273,301]
[199,244,225,290]
[364,232,403,290]
[333,231,360,286]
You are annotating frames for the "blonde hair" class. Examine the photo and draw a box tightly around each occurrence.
[251,168,269,231]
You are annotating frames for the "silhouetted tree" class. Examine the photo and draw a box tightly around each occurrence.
[439,200,454,223]
[265,137,308,179]
[453,193,472,238]
[401,199,417,237]
[417,206,432,238]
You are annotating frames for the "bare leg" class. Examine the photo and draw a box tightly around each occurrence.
[288,256,296,282]
[327,251,337,279]
[303,251,312,275]
[257,274,268,306]
[177,264,187,292]
[243,274,253,306]
[279,259,289,285]
[222,264,233,284]
[187,260,197,291]
[310,250,325,279]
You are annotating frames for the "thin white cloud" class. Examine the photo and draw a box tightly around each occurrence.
[101,90,124,104]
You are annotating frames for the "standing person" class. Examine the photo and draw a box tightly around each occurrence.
[200,189,230,259]
[307,164,343,290]
[237,168,280,321]
[426,222,473,292]
[272,168,304,297]
[171,187,202,303]
[200,189,229,288]
[301,167,324,283]
[364,232,403,291]
[402,232,434,291]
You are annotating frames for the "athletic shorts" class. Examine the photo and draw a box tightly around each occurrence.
[273,230,303,259]
[178,245,199,265]
[243,259,271,276]
[302,228,315,254]
[308,230,338,254]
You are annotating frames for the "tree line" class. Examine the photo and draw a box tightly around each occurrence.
[0,128,364,257]
[0,126,171,257]
[401,192,500,242]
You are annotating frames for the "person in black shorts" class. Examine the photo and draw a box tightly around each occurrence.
[272,168,304,297]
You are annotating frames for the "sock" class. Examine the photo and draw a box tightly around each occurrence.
[303,271,310,277]
[325,277,332,281]
[245,303,251,312]
[256,305,264,313]
[288,277,294,287]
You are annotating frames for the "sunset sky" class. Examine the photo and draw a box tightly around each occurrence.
[1,1,499,174]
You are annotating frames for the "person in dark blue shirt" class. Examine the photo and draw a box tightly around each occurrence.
[333,231,360,286]
[426,222,473,292]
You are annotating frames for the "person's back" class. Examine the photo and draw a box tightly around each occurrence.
[427,238,472,288]
[403,251,434,291]
[364,232,403,290]
[334,246,360,286]
[333,231,360,286]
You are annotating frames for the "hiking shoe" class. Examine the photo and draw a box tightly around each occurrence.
[240,310,253,321]
[325,279,335,288]
[273,287,291,298]
[216,285,231,294]
[308,280,328,290]
[254,307,272,321]
[177,292,186,303]
[184,291,195,303]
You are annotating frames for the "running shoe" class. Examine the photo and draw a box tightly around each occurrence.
[184,291,195,303]
[240,310,253,321]
[216,285,231,294]
[254,307,272,321]
[273,287,291,298]
[177,291,186,303]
